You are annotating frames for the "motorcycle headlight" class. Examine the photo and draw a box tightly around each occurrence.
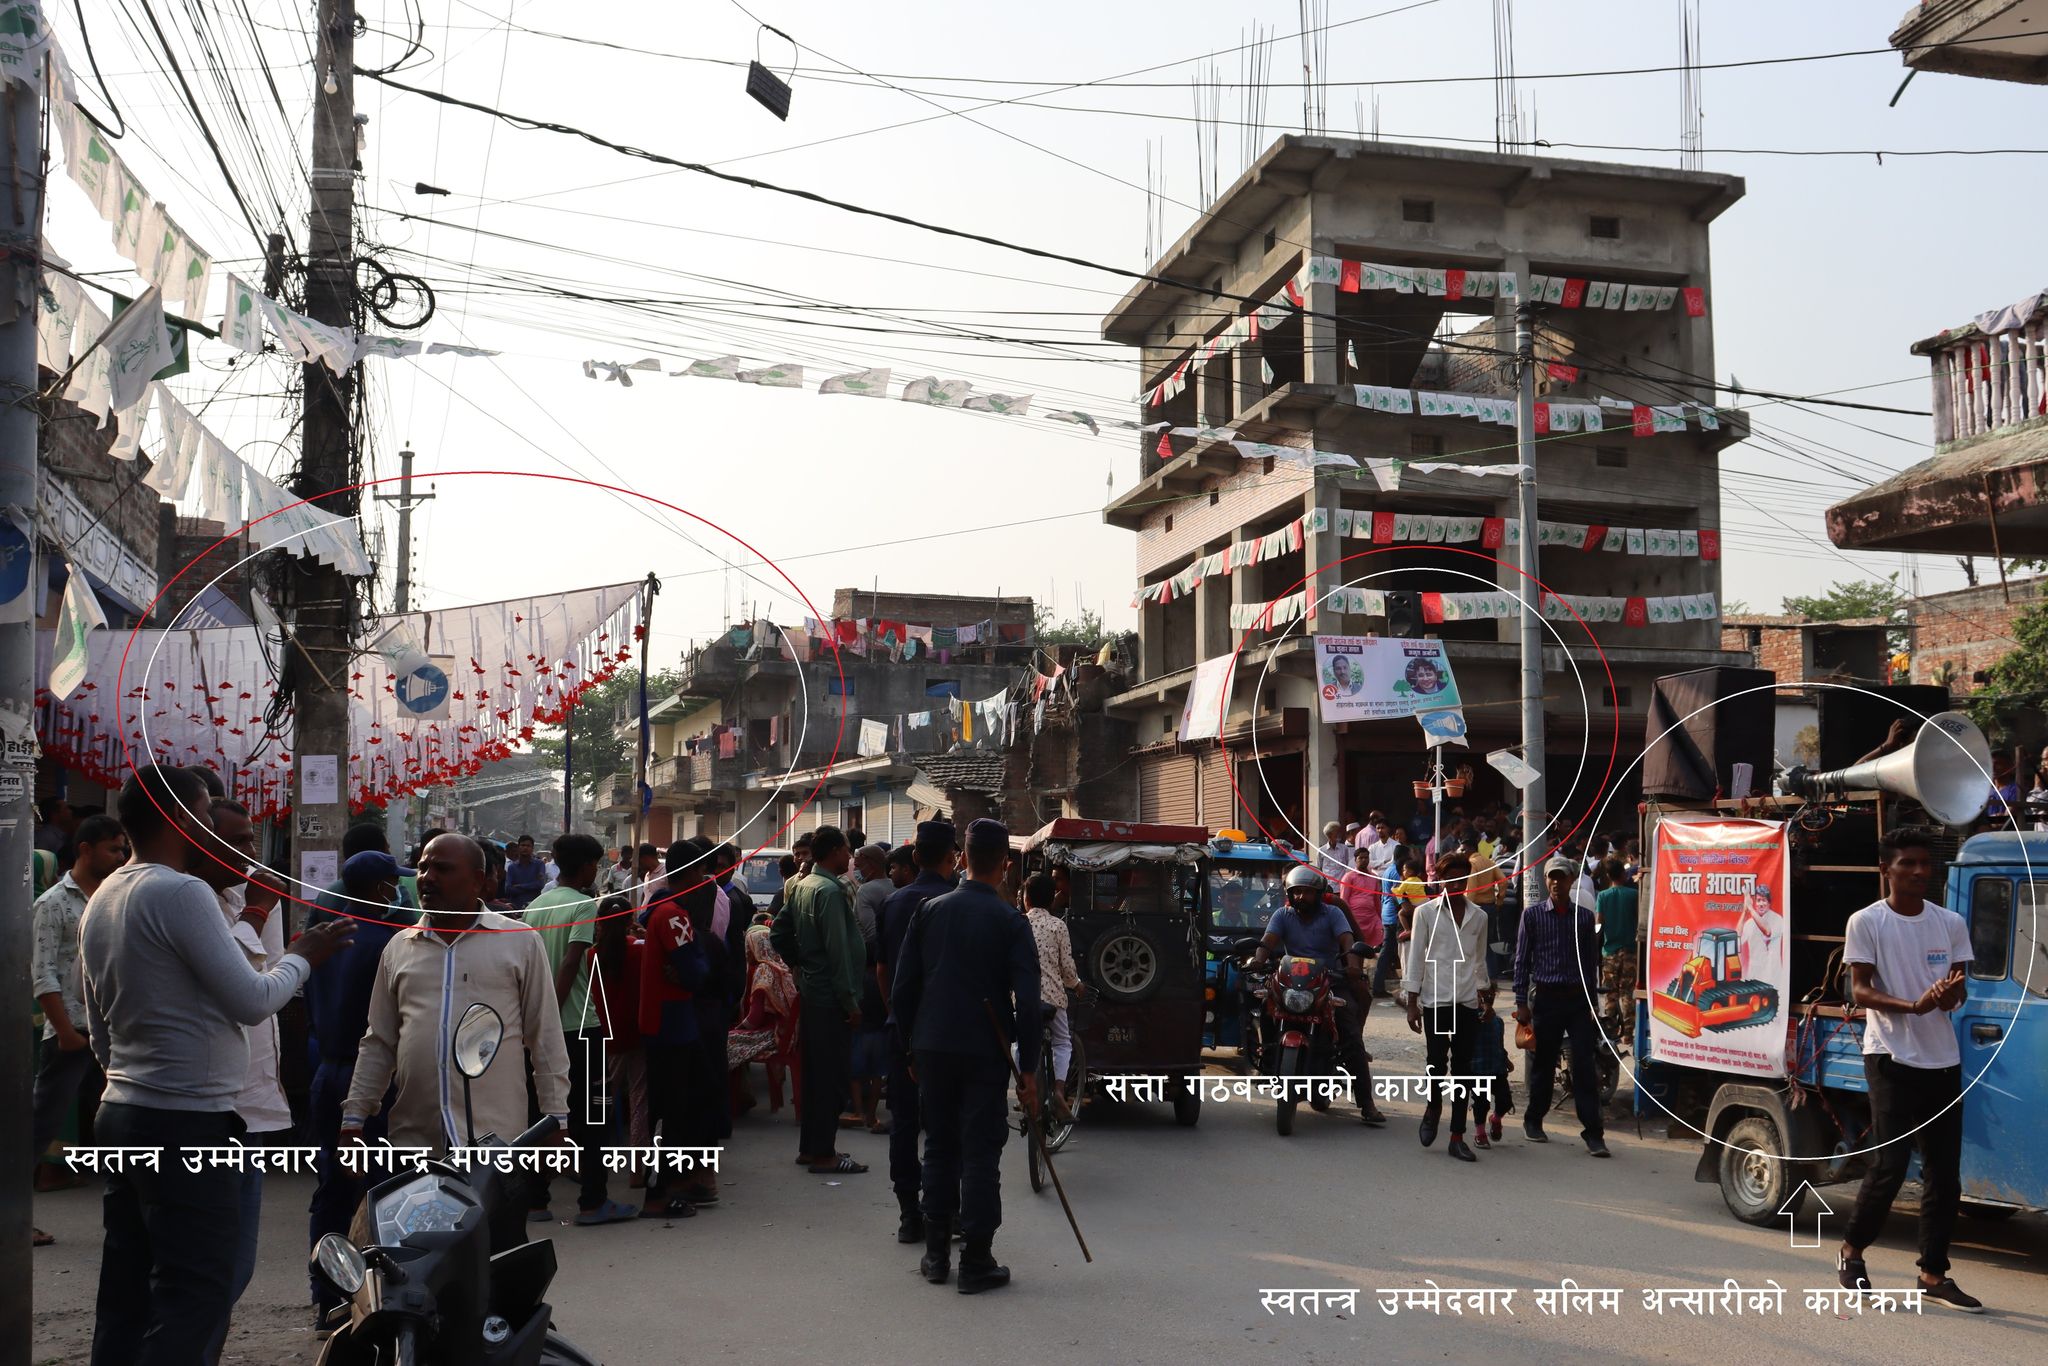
[373,1176,471,1245]
[1282,988,1316,1014]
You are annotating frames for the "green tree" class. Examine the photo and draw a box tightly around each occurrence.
[530,667,683,797]
[1032,605,1107,645]
[1781,574,1904,623]
[1969,600,2048,735]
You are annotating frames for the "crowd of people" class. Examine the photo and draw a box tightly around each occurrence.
[29,765,1066,1361]
[31,761,1682,1359]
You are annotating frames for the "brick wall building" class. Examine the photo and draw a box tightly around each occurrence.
[1907,576,2048,688]
[1719,614,1892,685]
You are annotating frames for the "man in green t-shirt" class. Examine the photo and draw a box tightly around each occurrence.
[522,833,635,1225]
[1594,857,1640,1031]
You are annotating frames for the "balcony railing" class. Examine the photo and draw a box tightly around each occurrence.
[650,755,682,794]
[1924,298,2046,444]
[686,752,743,792]
[598,771,633,811]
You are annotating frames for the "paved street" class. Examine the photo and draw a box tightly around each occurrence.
[30,1010,2045,1364]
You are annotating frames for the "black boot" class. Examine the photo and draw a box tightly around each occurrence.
[956,1238,1011,1295]
[918,1219,951,1284]
[896,1194,925,1245]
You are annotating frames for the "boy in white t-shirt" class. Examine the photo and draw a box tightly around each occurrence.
[1836,828,1980,1313]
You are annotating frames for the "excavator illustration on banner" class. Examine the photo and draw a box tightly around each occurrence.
[1650,927,1780,1038]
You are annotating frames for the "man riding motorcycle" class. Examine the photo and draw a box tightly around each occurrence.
[1245,864,1386,1125]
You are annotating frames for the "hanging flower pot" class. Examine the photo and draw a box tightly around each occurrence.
[1412,780,1433,800]
[1444,779,1468,799]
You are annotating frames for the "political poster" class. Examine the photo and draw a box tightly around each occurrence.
[1645,818,1791,1078]
[1312,635,1461,722]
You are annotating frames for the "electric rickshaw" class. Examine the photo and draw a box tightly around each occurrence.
[1019,819,1211,1128]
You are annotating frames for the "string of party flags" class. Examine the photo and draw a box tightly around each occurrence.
[579,355,1144,439]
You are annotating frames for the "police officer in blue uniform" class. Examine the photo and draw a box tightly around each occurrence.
[875,820,961,1244]
[891,818,1041,1293]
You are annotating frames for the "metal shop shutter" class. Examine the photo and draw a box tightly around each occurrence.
[1138,753,1198,825]
[1198,748,1237,830]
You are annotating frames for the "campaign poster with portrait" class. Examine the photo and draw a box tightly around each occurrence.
[1311,636,1461,722]
[1645,817,1791,1078]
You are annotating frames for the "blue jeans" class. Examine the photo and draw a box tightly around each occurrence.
[91,1103,244,1366]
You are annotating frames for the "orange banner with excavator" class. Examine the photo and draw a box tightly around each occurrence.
[1646,818,1790,1078]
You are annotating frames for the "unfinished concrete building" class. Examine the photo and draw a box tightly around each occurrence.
[1102,135,1750,838]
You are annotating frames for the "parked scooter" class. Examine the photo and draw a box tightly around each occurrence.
[312,1002,602,1366]
[1254,954,1340,1137]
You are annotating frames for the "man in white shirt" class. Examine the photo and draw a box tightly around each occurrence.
[1836,829,1979,1313]
[1316,822,1354,881]
[1402,851,1495,1162]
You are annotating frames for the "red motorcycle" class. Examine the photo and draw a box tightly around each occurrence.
[1251,955,1341,1136]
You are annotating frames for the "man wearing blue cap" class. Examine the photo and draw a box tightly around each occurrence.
[875,820,960,1245]
[304,849,417,1323]
[892,818,1041,1294]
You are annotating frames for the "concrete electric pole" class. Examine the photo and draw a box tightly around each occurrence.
[289,0,360,901]
[372,447,431,852]
[0,46,49,1361]
[1514,301,1548,901]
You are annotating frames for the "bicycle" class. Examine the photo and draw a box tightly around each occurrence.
[1025,995,1091,1194]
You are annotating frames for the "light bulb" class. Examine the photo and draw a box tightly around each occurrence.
[324,66,338,96]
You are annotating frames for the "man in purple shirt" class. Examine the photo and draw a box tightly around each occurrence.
[1512,858,1609,1156]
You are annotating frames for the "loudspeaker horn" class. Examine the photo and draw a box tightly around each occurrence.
[1785,711,1994,828]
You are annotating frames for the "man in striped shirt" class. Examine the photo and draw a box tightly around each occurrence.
[1512,858,1609,1156]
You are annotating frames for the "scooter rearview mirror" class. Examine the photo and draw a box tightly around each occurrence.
[453,1002,505,1081]
[314,1232,366,1296]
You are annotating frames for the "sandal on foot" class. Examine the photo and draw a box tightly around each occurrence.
[33,1228,54,1248]
[639,1200,696,1219]
[808,1154,869,1175]
[574,1200,640,1226]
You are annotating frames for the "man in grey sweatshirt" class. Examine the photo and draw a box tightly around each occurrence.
[79,765,353,1366]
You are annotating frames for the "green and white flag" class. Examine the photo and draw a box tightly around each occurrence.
[0,1,53,88]
[736,363,802,388]
[220,274,264,353]
[100,286,175,413]
[49,563,107,701]
[964,390,1032,415]
[820,366,889,397]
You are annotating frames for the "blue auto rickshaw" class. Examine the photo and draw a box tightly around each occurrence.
[1200,833,1300,1072]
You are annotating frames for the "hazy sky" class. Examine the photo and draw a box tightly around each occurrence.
[49,0,2036,664]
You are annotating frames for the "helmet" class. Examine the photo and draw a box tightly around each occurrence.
[1284,864,1327,895]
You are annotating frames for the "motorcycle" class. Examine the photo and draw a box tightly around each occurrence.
[1253,954,1340,1137]
[312,1002,603,1366]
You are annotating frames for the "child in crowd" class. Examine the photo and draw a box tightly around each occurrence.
[1468,1007,1515,1147]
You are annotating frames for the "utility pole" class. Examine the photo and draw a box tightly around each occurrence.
[1514,302,1547,903]
[629,574,660,851]
[0,48,49,1361]
[372,448,430,853]
[290,0,359,903]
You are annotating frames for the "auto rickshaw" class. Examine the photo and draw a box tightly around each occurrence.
[1199,832,1297,1073]
[1018,818,1210,1127]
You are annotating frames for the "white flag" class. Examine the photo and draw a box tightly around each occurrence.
[964,391,1032,416]
[678,355,741,379]
[1043,409,1099,435]
[857,717,889,758]
[198,438,243,528]
[175,236,212,317]
[819,366,889,397]
[0,1,52,90]
[49,565,108,701]
[354,334,423,363]
[101,286,175,413]
[219,273,265,353]
[423,342,498,357]
[900,376,972,406]
[37,271,83,369]
[260,296,355,375]
[143,386,203,500]
[735,363,802,387]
